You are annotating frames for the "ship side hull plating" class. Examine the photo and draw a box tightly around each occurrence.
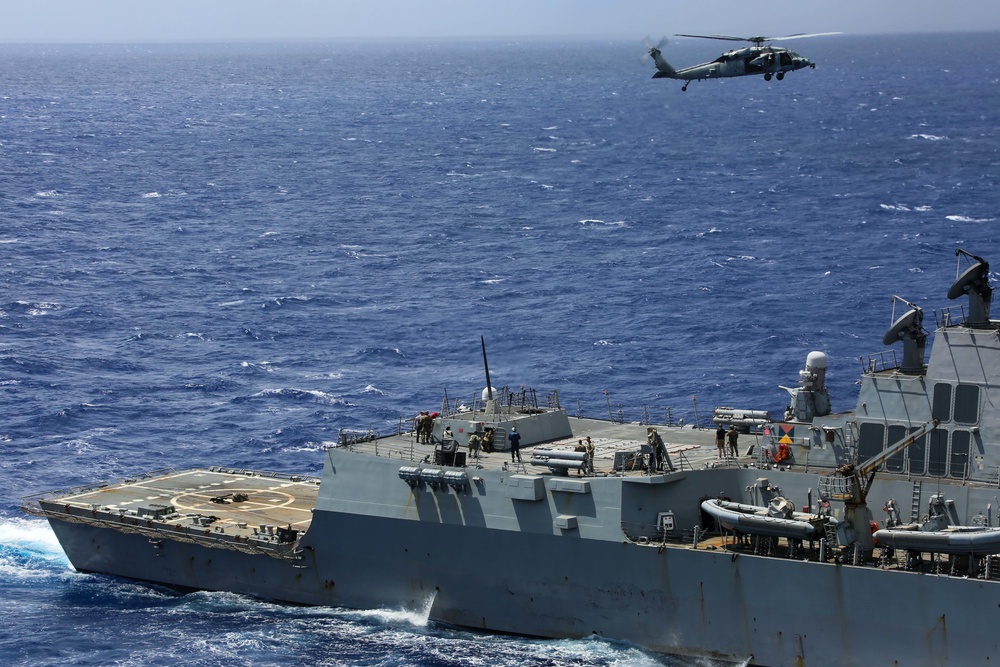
[45,447,1000,667]
[48,503,1000,667]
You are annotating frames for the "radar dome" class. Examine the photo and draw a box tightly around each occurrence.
[806,351,828,369]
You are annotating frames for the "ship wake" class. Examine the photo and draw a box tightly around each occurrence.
[0,517,70,579]
[347,591,438,628]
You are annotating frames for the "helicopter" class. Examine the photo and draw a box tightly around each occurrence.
[644,33,841,91]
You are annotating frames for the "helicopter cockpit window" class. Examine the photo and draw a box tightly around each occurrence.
[779,52,793,67]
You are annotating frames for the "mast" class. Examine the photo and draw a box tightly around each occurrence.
[481,335,494,401]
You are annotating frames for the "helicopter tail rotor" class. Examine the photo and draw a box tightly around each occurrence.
[642,37,676,78]
[641,36,669,63]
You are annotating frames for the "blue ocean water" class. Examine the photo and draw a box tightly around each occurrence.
[1,33,999,665]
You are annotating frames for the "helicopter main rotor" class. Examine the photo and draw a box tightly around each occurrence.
[675,32,841,48]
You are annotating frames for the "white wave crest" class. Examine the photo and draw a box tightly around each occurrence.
[346,593,437,628]
[578,219,625,227]
[241,360,278,371]
[250,388,344,405]
[946,215,995,223]
[0,517,71,578]
[15,300,62,315]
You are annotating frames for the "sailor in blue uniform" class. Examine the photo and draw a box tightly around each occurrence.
[509,427,522,463]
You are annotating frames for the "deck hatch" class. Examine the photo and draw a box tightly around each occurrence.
[136,503,175,519]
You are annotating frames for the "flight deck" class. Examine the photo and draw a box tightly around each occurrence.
[24,468,321,559]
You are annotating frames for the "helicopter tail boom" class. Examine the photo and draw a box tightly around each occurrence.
[647,47,677,79]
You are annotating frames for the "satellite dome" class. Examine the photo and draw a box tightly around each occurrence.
[805,351,828,369]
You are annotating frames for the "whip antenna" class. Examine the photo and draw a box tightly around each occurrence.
[481,336,494,401]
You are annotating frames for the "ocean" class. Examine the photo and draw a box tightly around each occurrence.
[1,33,999,666]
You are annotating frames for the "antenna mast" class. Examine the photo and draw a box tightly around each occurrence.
[481,336,495,401]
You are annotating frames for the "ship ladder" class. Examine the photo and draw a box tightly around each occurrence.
[882,545,908,571]
[822,521,839,550]
[985,555,1000,581]
[909,481,922,523]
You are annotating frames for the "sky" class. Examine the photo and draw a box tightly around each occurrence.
[3,0,1000,43]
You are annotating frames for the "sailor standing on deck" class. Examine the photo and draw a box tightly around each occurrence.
[575,439,587,475]
[727,426,739,459]
[509,427,522,463]
[715,424,726,459]
[414,411,430,444]
[646,428,660,471]
[647,428,667,472]
[468,431,481,459]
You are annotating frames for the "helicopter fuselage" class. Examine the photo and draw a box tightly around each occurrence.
[653,45,814,82]
[648,44,820,93]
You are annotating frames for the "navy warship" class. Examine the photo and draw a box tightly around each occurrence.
[23,248,1000,666]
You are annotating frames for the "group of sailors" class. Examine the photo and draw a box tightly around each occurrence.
[465,427,497,456]
[414,411,438,445]
[572,436,597,474]
[415,412,680,475]
[417,413,498,456]
[619,429,673,472]
[715,423,741,459]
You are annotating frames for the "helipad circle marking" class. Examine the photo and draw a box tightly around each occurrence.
[170,488,295,512]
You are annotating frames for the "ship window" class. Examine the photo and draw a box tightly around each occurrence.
[858,423,885,462]
[950,430,971,479]
[931,383,952,422]
[885,425,907,473]
[954,384,980,424]
[928,429,948,477]
[908,432,927,476]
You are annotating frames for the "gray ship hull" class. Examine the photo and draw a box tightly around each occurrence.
[309,507,1000,667]
[42,446,1000,666]
[47,485,1000,667]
